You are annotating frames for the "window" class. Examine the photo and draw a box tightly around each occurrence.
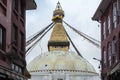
[13,0,18,11]
[103,48,106,68]
[107,16,111,35]
[112,37,117,54]
[11,63,23,74]
[112,37,118,63]
[0,25,5,50]
[0,27,2,49]
[108,43,112,67]
[117,0,120,15]
[11,63,15,70]
[20,0,25,18]
[20,32,24,51]
[113,2,117,28]
[117,0,120,23]
[19,67,22,74]
[103,21,106,40]
[11,24,18,45]
[15,65,19,72]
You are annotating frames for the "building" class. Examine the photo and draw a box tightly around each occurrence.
[92,0,120,80]
[0,0,36,80]
[27,2,100,80]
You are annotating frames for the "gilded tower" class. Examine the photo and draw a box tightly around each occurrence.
[48,2,70,51]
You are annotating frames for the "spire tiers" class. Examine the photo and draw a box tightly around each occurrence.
[48,2,69,51]
[48,23,69,51]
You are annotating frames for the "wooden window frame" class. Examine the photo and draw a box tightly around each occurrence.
[103,47,107,68]
[0,24,5,51]
[20,31,24,51]
[113,2,117,29]
[11,24,18,46]
[13,0,18,11]
[107,15,111,35]
[108,43,112,67]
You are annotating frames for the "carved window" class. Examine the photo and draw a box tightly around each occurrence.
[11,63,23,74]
[103,20,106,40]
[117,0,120,16]
[107,16,111,35]
[103,47,106,68]
[113,2,117,28]
[108,43,112,67]
[0,24,5,50]
[20,32,24,51]
[0,26,2,49]
[13,0,18,11]
[11,24,18,46]
[20,0,25,18]
[112,37,118,63]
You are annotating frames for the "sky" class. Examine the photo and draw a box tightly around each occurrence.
[26,0,101,73]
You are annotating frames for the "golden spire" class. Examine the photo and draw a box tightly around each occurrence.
[55,1,62,10]
[48,2,69,51]
[52,1,64,22]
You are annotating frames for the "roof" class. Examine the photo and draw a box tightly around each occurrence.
[27,51,97,74]
[26,0,37,10]
[92,0,111,21]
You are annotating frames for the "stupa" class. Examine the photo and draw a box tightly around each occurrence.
[27,2,100,80]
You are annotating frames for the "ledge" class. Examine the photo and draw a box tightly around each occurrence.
[26,0,37,10]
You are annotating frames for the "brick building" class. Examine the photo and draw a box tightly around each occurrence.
[92,0,120,80]
[0,0,36,80]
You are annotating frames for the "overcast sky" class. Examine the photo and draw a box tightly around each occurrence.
[26,0,101,73]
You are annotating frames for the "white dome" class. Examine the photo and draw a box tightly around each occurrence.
[27,51,96,74]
